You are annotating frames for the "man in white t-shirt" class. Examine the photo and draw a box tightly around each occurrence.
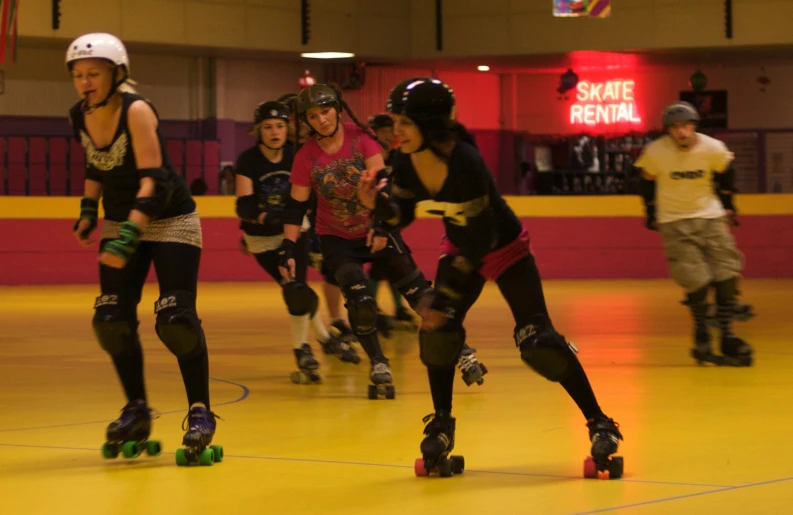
[634,101,753,366]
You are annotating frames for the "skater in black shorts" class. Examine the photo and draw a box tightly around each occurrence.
[359,77,623,478]
[277,84,433,399]
[234,100,360,383]
[67,32,220,465]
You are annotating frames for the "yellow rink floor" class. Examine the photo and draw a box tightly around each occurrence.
[1,279,792,515]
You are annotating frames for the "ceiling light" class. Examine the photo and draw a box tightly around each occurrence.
[301,52,355,59]
[477,65,490,71]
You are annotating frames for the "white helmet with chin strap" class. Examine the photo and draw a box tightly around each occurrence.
[66,33,131,112]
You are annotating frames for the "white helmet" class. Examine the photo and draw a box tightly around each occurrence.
[65,33,129,74]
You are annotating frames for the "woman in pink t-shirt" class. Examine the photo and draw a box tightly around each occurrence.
[277,84,432,399]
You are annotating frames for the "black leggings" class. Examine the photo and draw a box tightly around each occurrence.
[436,254,549,330]
[253,233,310,283]
[97,240,210,408]
[99,240,202,326]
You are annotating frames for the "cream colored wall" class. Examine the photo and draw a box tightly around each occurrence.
[19,0,410,58]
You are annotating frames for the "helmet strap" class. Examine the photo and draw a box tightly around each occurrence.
[82,66,128,114]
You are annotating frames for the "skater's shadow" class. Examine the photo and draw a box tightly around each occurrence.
[2,449,175,477]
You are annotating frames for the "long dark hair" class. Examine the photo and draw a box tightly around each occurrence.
[427,120,478,161]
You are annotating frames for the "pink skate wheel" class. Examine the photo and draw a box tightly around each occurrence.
[583,457,599,479]
[414,458,430,476]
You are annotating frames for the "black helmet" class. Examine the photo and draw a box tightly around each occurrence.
[369,114,394,130]
[662,101,700,129]
[277,93,298,104]
[254,101,290,125]
[296,84,340,118]
[387,77,455,149]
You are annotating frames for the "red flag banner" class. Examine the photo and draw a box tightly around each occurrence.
[0,0,10,65]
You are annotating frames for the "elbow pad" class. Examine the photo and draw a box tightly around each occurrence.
[283,195,309,226]
[133,167,174,218]
[236,195,261,221]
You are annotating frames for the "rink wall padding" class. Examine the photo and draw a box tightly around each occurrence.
[1,195,791,285]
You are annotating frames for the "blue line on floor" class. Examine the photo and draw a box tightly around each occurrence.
[568,475,793,515]
[0,441,735,490]
[0,376,249,433]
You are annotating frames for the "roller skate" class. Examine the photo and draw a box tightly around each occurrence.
[414,412,464,477]
[691,327,726,366]
[330,319,357,344]
[584,415,623,479]
[457,345,488,386]
[290,343,322,384]
[101,400,162,460]
[319,335,361,364]
[175,405,223,467]
[367,359,395,399]
[721,335,754,366]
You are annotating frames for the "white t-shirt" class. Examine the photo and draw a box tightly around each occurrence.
[634,133,734,224]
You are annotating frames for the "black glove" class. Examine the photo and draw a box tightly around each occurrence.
[277,239,296,272]
[73,197,99,238]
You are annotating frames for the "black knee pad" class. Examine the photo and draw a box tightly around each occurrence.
[92,294,137,356]
[282,281,319,316]
[389,258,433,309]
[335,263,378,335]
[347,295,378,336]
[515,316,579,382]
[419,328,465,368]
[154,290,205,359]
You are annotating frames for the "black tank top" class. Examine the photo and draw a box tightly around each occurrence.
[69,92,195,222]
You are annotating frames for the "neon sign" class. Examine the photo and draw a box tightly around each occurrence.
[570,80,641,126]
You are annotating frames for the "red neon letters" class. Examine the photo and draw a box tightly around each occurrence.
[570,80,641,126]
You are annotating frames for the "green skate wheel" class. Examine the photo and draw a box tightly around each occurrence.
[198,448,215,466]
[101,442,118,459]
[210,445,224,463]
[145,440,162,457]
[175,448,190,466]
[121,441,141,459]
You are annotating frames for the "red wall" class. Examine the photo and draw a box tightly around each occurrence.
[1,216,791,286]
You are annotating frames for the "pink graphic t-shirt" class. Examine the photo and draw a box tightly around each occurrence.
[291,123,382,239]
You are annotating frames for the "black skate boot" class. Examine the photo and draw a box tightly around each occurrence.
[691,327,725,365]
[584,415,623,479]
[721,336,753,366]
[176,405,223,466]
[415,412,464,477]
[329,319,357,344]
[290,343,322,384]
[102,400,162,460]
[457,345,488,386]
[367,358,395,399]
[319,335,361,364]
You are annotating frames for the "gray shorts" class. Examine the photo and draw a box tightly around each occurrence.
[658,217,744,293]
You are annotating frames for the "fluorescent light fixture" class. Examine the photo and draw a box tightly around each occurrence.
[301,52,355,59]
[477,65,490,71]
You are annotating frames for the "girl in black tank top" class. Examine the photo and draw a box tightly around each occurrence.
[66,32,220,464]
